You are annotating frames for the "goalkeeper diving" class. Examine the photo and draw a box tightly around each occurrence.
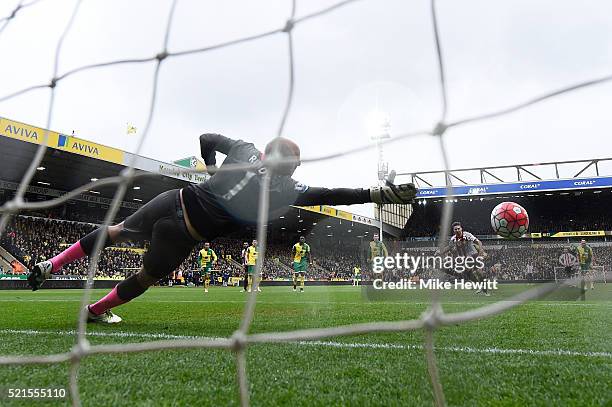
[27,134,417,323]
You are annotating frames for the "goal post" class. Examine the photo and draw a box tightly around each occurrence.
[553,265,606,283]
[592,265,606,284]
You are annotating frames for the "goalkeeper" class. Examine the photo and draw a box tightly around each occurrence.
[366,233,388,273]
[28,134,417,323]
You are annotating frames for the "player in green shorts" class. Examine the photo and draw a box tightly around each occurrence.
[353,266,361,286]
[245,239,260,292]
[574,239,595,290]
[198,242,217,293]
[291,236,310,292]
[367,233,388,273]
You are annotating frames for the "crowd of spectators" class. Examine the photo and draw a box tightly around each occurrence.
[393,243,610,281]
[1,215,610,283]
[0,216,361,282]
[1,216,143,279]
[487,244,610,280]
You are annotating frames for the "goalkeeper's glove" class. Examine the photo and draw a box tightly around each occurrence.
[369,181,418,204]
[205,164,218,175]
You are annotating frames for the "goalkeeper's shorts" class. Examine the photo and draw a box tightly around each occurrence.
[580,263,591,273]
[121,189,198,278]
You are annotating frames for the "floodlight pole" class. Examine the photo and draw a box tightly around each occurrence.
[372,115,391,245]
[377,141,384,243]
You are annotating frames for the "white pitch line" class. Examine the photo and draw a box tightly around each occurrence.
[0,329,203,340]
[0,329,609,358]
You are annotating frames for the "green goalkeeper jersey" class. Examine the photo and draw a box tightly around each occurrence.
[575,245,593,264]
[369,241,388,259]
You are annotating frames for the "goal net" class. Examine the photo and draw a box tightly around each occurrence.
[0,1,610,406]
[554,265,607,283]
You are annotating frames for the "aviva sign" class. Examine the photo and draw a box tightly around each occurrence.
[1,118,53,144]
[0,117,124,165]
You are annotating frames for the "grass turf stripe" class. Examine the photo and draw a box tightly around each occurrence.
[0,299,607,307]
[1,328,609,358]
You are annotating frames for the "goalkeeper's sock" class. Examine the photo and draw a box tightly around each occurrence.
[300,275,305,290]
[48,241,86,273]
[79,227,112,255]
[89,287,127,316]
[54,228,113,272]
[89,274,146,315]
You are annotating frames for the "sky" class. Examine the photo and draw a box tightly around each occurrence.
[1,0,611,217]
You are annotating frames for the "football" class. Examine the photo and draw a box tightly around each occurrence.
[490,201,530,238]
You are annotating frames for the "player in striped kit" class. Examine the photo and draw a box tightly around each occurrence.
[240,241,249,292]
[438,221,489,295]
[559,248,578,279]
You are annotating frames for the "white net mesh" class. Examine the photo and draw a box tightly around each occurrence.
[0,1,610,406]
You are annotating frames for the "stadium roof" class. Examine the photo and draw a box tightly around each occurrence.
[396,158,612,199]
[0,116,385,238]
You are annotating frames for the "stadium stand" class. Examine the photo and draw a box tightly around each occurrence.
[0,214,365,282]
[1,119,610,286]
[406,191,612,237]
[1,214,609,284]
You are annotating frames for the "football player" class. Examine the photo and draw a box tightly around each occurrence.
[28,134,417,323]
[291,236,310,292]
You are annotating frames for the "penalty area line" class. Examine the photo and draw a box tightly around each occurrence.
[0,329,610,359]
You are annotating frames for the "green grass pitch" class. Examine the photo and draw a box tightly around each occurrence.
[0,285,610,406]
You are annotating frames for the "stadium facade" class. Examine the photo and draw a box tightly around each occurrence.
[0,117,383,280]
[388,159,612,240]
[2,117,609,287]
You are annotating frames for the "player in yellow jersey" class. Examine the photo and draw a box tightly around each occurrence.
[291,236,310,292]
[353,265,361,286]
[198,242,217,293]
[245,239,261,292]
[574,239,595,290]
